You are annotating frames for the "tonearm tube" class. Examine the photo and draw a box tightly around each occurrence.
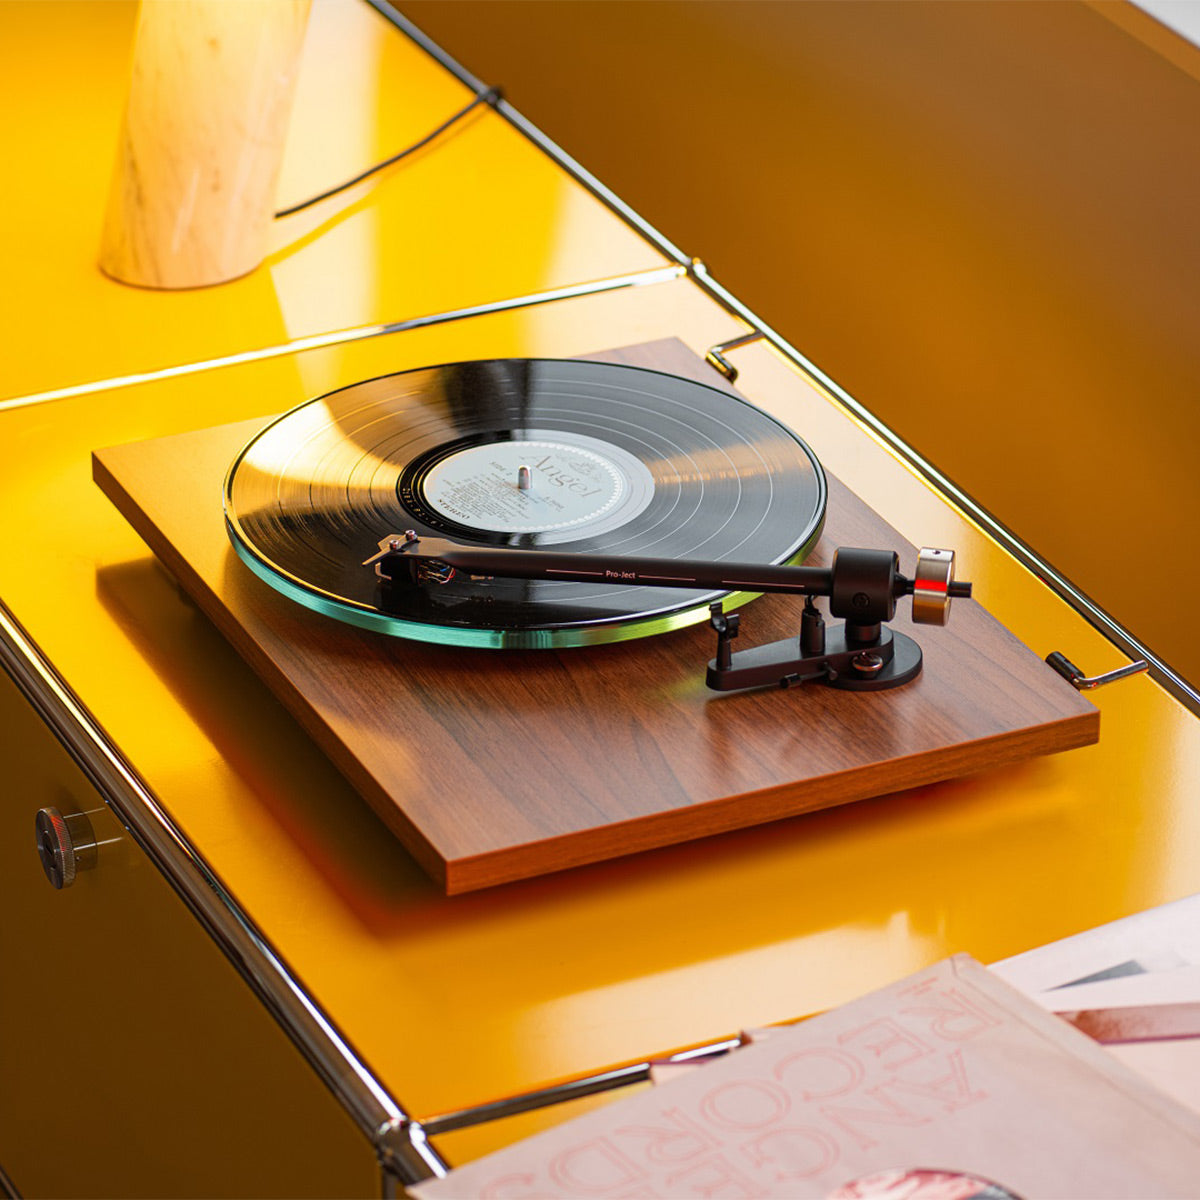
[365,533,972,693]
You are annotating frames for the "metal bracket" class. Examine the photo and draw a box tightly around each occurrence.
[705,330,766,383]
[377,1117,450,1192]
[1045,651,1149,691]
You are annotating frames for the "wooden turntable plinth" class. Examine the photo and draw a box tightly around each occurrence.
[93,342,1098,893]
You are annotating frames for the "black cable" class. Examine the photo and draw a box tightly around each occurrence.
[274,85,502,219]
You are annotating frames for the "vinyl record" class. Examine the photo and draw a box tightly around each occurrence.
[224,358,826,647]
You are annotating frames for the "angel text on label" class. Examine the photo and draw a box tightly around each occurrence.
[532,454,606,497]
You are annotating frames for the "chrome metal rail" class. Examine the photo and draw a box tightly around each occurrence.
[0,266,683,414]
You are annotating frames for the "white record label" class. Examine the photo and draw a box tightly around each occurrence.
[421,434,655,538]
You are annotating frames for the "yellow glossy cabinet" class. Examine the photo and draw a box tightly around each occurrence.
[4,0,1200,1192]
[0,666,377,1199]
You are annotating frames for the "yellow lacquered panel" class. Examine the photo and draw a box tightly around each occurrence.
[0,668,378,1197]
[1,277,1197,1131]
[0,0,665,404]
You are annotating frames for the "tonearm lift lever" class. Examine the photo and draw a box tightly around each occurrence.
[365,533,972,693]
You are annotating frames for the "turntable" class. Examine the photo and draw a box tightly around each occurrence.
[93,340,1098,893]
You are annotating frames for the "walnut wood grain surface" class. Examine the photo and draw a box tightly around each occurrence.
[93,341,1098,892]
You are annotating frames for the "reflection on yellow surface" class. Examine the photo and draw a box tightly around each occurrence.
[511,914,939,1084]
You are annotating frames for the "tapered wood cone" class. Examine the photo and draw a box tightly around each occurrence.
[100,0,311,290]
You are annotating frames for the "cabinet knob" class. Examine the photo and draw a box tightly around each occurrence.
[35,807,98,889]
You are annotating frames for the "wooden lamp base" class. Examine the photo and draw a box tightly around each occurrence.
[99,0,311,290]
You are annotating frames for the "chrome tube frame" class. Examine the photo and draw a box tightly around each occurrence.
[0,600,447,1187]
[0,1160,19,1199]
[421,1037,744,1137]
[0,265,684,414]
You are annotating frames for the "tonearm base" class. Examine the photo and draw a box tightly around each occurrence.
[707,602,923,693]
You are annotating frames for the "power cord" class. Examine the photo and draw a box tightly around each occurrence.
[274,85,503,219]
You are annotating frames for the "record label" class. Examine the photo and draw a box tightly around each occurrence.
[224,357,827,648]
[419,433,655,537]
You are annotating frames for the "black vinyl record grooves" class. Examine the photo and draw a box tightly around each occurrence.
[224,358,827,648]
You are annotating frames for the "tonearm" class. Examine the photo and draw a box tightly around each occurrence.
[365,532,972,693]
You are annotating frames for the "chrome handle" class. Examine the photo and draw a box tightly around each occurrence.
[704,330,766,383]
[1045,652,1149,691]
[35,807,98,889]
